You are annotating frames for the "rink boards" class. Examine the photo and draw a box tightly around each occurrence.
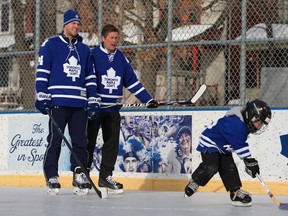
[0,108,287,194]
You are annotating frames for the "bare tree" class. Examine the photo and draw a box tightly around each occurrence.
[11,0,34,109]
[71,0,206,98]
[70,0,281,103]
[11,0,57,109]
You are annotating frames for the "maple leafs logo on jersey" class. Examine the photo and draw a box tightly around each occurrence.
[63,56,81,82]
[223,145,234,152]
[101,67,121,94]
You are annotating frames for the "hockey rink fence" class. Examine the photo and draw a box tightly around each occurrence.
[0,0,287,112]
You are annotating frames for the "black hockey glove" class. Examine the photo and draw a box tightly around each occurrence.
[244,158,260,178]
[87,102,101,121]
[146,99,158,109]
[35,100,51,115]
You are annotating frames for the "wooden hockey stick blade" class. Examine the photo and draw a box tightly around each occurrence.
[48,112,106,199]
[157,84,207,106]
[256,174,288,210]
[191,84,207,104]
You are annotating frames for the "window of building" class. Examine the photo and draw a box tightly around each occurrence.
[278,0,288,23]
[1,3,9,32]
[0,1,10,33]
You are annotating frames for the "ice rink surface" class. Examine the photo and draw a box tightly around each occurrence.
[0,187,287,216]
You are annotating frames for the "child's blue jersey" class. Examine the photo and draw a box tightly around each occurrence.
[91,45,152,111]
[197,107,251,160]
[35,33,98,108]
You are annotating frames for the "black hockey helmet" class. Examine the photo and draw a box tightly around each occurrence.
[241,99,272,134]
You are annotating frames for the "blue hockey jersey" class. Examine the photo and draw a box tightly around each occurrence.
[35,33,98,109]
[91,44,153,111]
[197,107,251,160]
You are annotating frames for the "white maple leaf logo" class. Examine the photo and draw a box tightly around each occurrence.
[223,145,234,152]
[101,67,121,94]
[63,56,81,82]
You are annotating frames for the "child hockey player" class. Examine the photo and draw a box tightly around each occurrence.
[184,99,272,207]
[35,10,100,195]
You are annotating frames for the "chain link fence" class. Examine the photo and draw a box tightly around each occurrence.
[0,0,287,112]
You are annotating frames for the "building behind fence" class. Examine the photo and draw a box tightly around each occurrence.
[0,0,287,112]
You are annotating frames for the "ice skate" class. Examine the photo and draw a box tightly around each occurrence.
[98,175,124,194]
[230,189,252,207]
[184,180,198,198]
[47,176,61,195]
[72,167,91,196]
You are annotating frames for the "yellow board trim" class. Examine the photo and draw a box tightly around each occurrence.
[0,175,287,195]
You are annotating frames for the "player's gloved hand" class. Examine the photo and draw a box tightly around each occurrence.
[35,100,51,114]
[35,92,51,115]
[87,103,100,120]
[244,158,260,178]
[146,99,158,109]
[87,97,101,121]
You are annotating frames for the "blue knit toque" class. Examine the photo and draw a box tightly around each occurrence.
[63,10,81,26]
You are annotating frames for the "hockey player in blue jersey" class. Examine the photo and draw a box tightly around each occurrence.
[35,10,100,195]
[184,99,272,207]
[86,24,158,193]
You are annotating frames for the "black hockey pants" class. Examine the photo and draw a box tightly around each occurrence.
[44,106,88,181]
[87,112,121,179]
[192,152,242,191]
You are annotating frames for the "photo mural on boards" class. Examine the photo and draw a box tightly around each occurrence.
[92,115,192,174]
[6,114,192,174]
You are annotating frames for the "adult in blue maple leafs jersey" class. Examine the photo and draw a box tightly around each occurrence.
[86,24,158,193]
[184,99,272,207]
[35,10,101,195]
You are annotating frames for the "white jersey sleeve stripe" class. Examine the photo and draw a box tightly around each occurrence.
[100,102,121,106]
[99,94,123,99]
[37,69,50,74]
[234,146,249,154]
[201,134,215,144]
[126,81,140,90]
[36,78,48,82]
[134,87,145,96]
[199,138,225,153]
[85,75,96,80]
[86,82,97,86]
[200,134,225,153]
[238,152,251,159]
[48,86,86,91]
[52,94,87,100]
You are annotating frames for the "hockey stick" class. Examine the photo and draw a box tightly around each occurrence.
[103,84,207,109]
[256,174,288,210]
[47,112,106,199]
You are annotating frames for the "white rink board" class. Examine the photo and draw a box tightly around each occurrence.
[0,109,287,182]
